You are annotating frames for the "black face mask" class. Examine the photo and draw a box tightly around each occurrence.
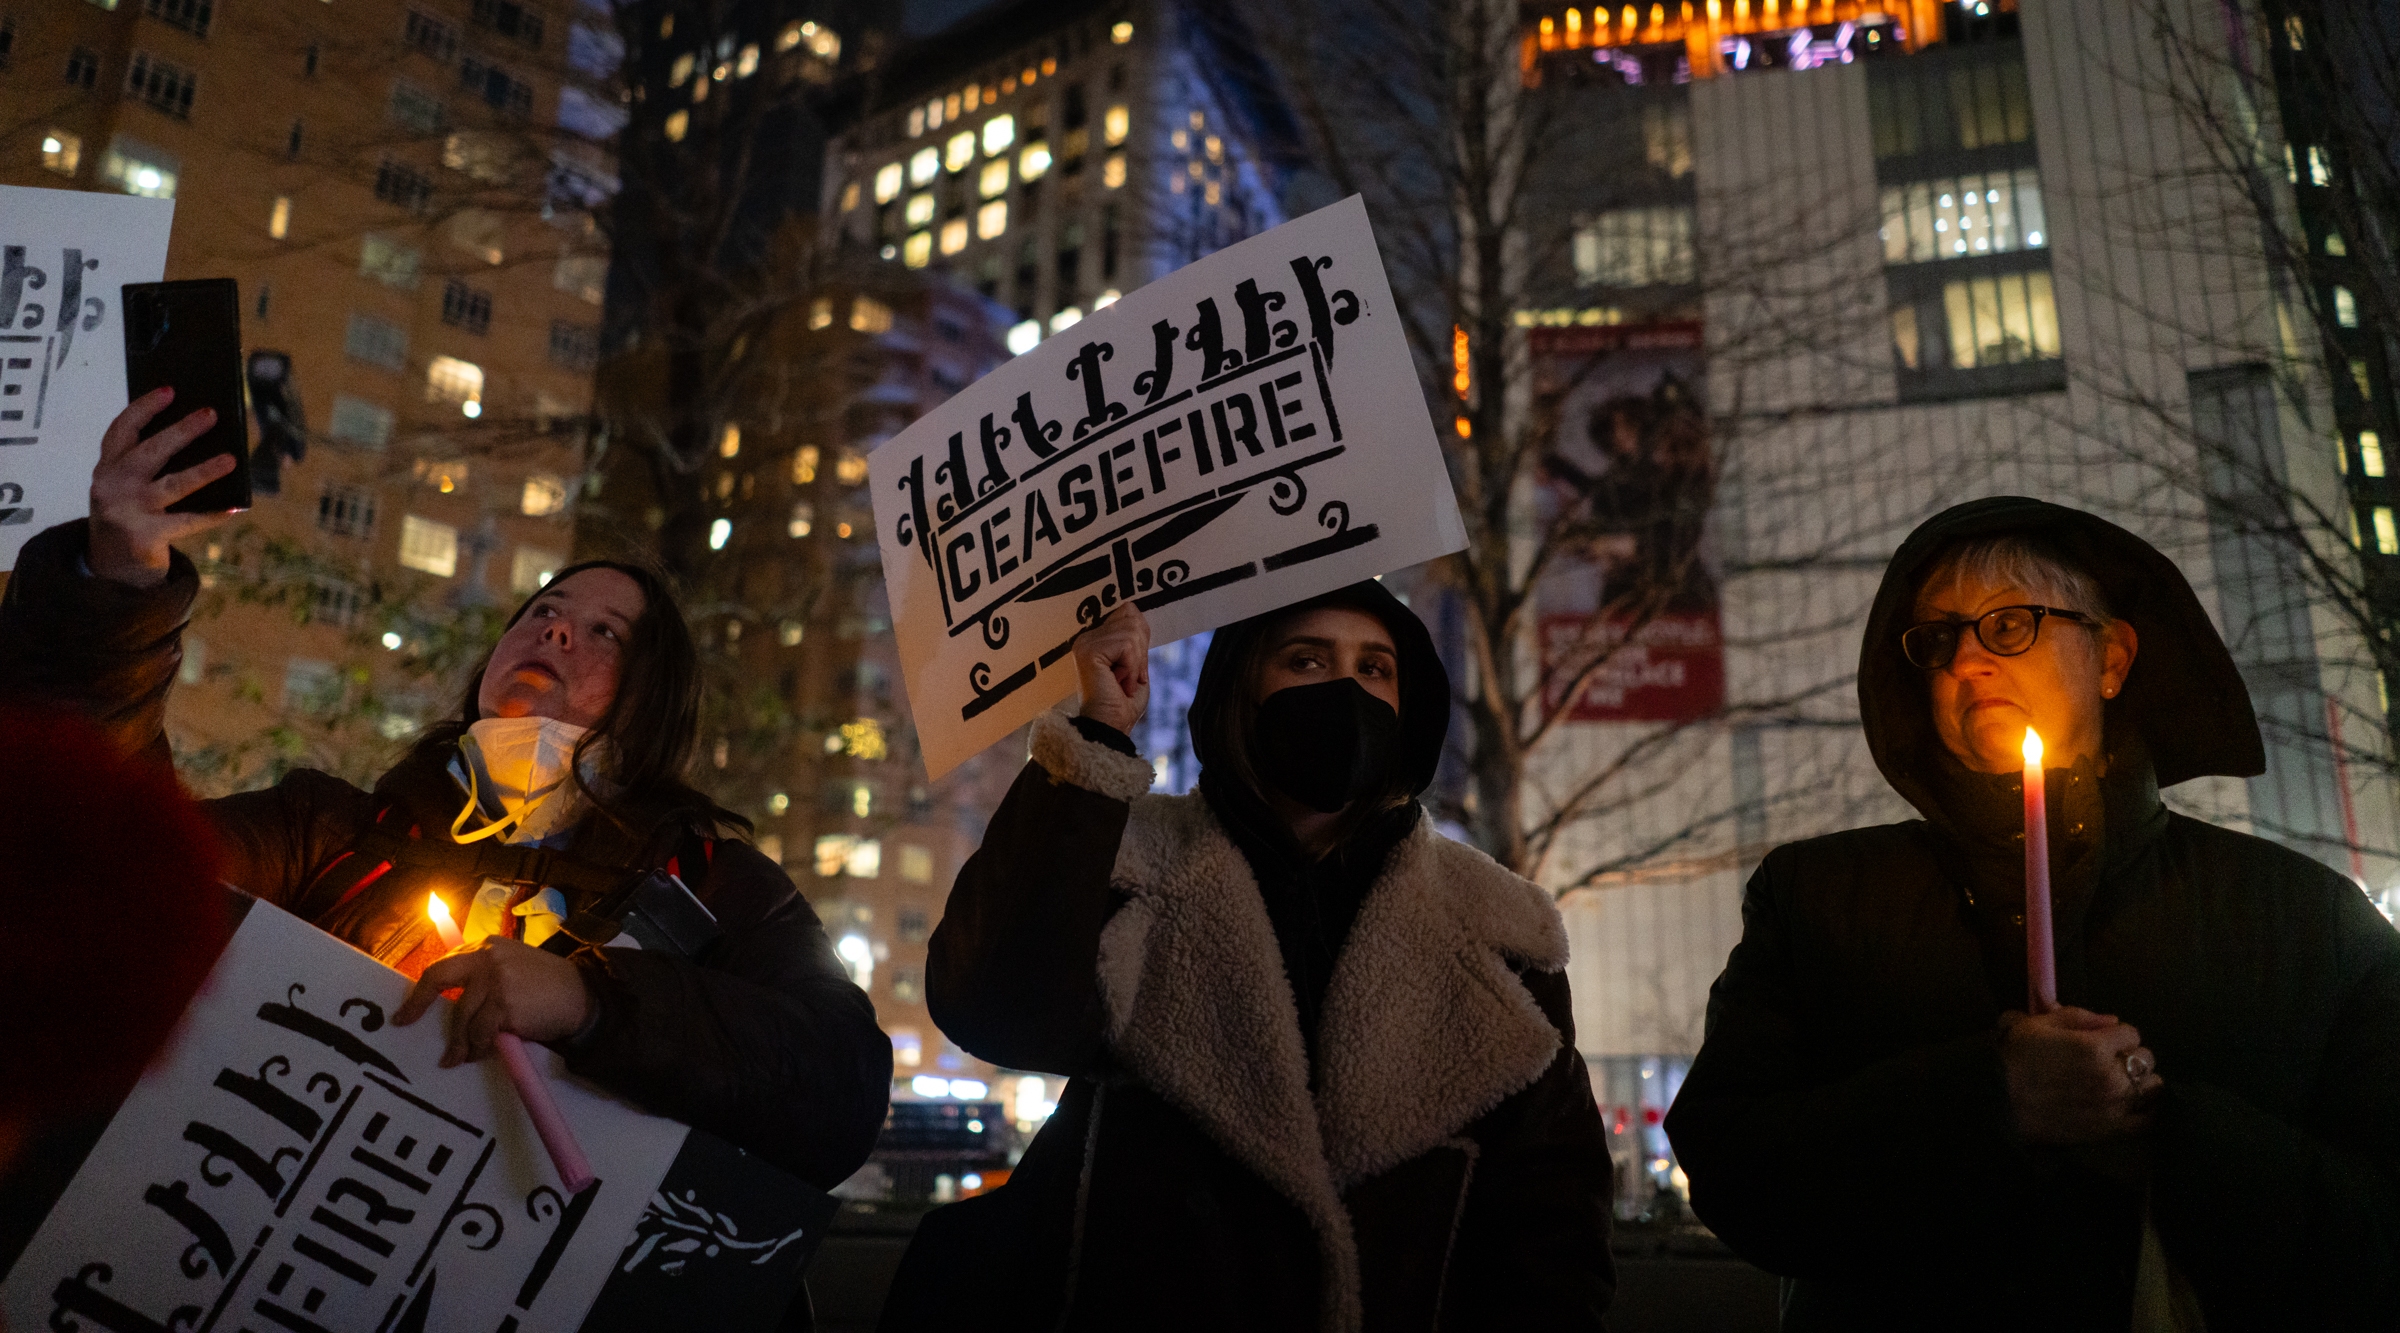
[1252,678,1401,814]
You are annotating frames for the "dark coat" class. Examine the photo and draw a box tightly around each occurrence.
[0,521,892,1191]
[1664,497,2400,1330]
[885,582,1613,1333]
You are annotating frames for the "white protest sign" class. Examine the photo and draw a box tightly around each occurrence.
[871,195,1466,778]
[0,184,175,568]
[1,898,721,1333]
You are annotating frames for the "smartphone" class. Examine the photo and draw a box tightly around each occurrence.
[121,278,252,513]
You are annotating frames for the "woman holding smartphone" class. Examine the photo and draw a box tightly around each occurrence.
[0,390,891,1208]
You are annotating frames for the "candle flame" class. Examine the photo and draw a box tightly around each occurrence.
[2022,727,2044,766]
[426,892,464,950]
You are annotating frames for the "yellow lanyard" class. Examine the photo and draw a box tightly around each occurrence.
[448,740,560,845]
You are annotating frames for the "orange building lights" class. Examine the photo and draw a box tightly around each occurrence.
[1523,0,1979,82]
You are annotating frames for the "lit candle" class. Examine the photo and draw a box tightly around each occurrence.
[424,894,598,1193]
[2022,729,2058,1014]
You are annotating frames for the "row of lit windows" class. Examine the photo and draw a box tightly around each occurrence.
[900,20,1132,141]
[395,511,561,590]
[1880,171,2047,263]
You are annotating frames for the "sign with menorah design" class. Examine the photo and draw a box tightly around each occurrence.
[0,185,174,568]
[0,896,834,1333]
[872,196,1466,778]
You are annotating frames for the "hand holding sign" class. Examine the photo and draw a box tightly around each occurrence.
[1074,602,1152,735]
[87,387,237,587]
[872,196,1466,776]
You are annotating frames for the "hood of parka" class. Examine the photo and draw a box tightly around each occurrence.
[1189,579,1452,800]
[1859,496,2264,821]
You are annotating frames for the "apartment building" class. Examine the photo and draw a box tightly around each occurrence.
[1,0,613,778]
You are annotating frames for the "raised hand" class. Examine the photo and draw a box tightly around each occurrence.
[1074,601,1152,735]
[88,387,238,588]
[2001,1006,2162,1145]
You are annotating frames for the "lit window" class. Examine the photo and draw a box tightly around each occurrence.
[809,297,834,329]
[983,114,1014,156]
[1019,141,1052,180]
[414,457,469,494]
[714,423,740,458]
[892,1029,924,1067]
[1050,307,1083,333]
[840,180,860,211]
[425,356,484,412]
[904,231,933,267]
[979,159,1010,198]
[1094,289,1121,309]
[670,52,695,85]
[42,130,83,176]
[1204,134,1222,163]
[2362,431,2387,478]
[709,517,732,549]
[2335,286,2360,328]
[835,450,869,484]
[399,514,459,576]
[1104,105,1129,146]
[779,620,805,646]
[788,502,813,537]
[1103,153,1126,189]
[899,844,934,883]
[946,130,975,172]
[2309,145,2332,186]
[1879,171,2047,265]
[101,140,178,199]
[910,146,940,184]
[905,192,936,227]
[834,932,872,987]
[521,473,569,515]
[1112,20,1133,43]
[2379,508,2399,556]
[735,42,758,77]
[875,162,904,203]
[850,296,893,332]
[268,196,291,239]
[793,445,819,483]
[1934,269,2061,369]
[940,218,969,254]
[510,545,564,593]
[838,717,889,759]
[977,200,1008,240]
[1171,129,1188,151]
[664,110,688,141]
[1007,320,1041,354]
[907,107,925,137]
[851,784,874,818]
[1573,205,1697,286]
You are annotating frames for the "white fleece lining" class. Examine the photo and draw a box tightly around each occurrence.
[1096,795,1569,1332]
[1029,707,1157,801]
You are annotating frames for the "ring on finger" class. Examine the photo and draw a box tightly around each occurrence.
[2123,1050,2155,1084]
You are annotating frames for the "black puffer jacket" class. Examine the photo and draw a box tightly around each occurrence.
[884,582,1614,1332]
[0,521,891,1191]
[1664,497,2400,1329]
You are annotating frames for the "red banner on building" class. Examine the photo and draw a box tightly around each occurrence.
[1530,322,1723,725]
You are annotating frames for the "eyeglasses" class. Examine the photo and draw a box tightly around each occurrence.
[1900,605,2097,670]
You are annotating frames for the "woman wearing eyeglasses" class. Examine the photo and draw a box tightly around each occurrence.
[1665,496,2400,1330]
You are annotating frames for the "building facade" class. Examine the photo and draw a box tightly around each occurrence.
[2,0,610,781]
[1509,0,2400,1214]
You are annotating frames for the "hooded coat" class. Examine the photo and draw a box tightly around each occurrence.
[883,582,1613,1332]
[0,522,892,1197]
[1663,497,2400,1330]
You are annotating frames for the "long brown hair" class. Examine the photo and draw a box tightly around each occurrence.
[408,558,747,839]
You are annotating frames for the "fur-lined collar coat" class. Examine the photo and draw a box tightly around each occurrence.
[889,713,1614,1332]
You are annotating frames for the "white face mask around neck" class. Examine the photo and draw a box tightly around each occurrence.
[454,715,604,845]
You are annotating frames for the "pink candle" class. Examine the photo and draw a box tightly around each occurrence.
[426,895,598,1193]
[2021,730,2058,1014]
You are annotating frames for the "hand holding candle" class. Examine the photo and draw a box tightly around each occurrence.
[420,893,599,1193]
[2022,728,2058,1014]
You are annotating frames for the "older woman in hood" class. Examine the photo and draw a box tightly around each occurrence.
[1665,497,2400,1330]
[883,583,1614,1332]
